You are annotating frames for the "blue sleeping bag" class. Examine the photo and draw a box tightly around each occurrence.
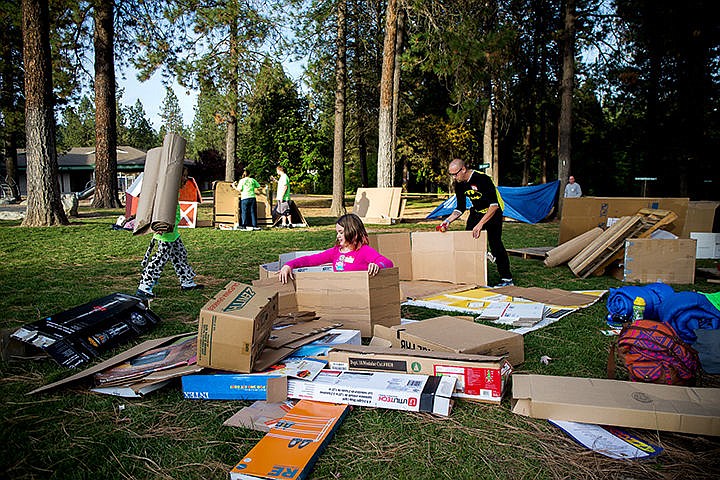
[606,283,676,320]
[657,291,720,343]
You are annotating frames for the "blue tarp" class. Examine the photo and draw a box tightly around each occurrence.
[426,180,560,224]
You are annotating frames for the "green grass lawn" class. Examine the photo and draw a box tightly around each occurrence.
[1,204,719,479]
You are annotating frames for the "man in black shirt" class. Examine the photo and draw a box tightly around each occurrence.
[438,158,513,287]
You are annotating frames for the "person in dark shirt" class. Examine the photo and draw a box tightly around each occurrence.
[438,158,513,287]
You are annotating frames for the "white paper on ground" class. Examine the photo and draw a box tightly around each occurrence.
[549,419,663,460]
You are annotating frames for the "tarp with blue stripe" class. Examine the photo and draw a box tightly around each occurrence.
[426,180,560,224]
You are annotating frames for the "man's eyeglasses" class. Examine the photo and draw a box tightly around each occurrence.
[449,167,463,178]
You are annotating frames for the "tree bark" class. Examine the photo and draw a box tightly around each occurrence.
[557,0,576,219]
[330,0,347,217]
[376,0,397,188]
[21,0,68,226]
[389,8,404,187]
[92,0,121,208]
[225,20,239,182]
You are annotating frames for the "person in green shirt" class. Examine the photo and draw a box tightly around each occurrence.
[135,170,203,299]
[233,170,261,230]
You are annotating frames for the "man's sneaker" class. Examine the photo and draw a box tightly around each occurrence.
[134,288,155,299]
[494,279,514,287]
[181,283,205,291]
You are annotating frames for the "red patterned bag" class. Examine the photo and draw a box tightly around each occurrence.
[617,320,699,385]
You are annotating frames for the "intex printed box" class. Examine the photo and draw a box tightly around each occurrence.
[287,369,456,416]
[326,345,512,404]
[181,373,286,401]
[197,282,278,373]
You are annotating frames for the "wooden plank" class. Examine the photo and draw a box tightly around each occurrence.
[507,246,554,260]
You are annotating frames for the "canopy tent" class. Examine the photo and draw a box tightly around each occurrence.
[426,180,560,224]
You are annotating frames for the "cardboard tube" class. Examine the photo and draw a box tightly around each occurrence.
[133,147,162,235]
[544,227,603,267]
[151,133,187,233]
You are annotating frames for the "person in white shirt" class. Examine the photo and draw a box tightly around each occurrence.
[275,165,292,228]
[564,175,582,198]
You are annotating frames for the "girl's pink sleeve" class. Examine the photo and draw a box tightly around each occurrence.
[359,245,394,269]
[284,247,338,269]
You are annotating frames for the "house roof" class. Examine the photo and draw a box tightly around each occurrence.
[17,146,148,171]
[17,146,198,171]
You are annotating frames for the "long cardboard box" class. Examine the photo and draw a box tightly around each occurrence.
[559,197,689,244]
[622,238,696,284]
[287,370,456,416]
[197,282,278,373]
[511,374,720,436]
[326,345,512,404]
[229,400,350,480]
[374,315,524,366]
[181,373,287,402]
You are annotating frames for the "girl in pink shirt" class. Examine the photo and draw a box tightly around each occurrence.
[278,213,393,283]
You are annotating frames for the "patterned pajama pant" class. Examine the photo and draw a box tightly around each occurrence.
[139,237,196,290]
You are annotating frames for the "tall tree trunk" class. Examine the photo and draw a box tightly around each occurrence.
[522,124,531,185]
[21,0,67,226]
[358,115,368,188]
[330,0,347,217]
[376,0,397,188]
[483,103,499,184]
[225,21,239,182]
[557,0,575,219]
[91,0,120,208]
[389,8,404,187]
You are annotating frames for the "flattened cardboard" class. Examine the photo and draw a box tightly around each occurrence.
[623,238,696,284]
[326,345,512,404]
[223,400,297,432]
[229,400,349,480]
[28,333,192,395]
[411,231,488,285]
[511,375,720,436]
[560,197,689,244]
[492,286,598,307]
[399,280,477,301]
[253,319,343,372]
[197,282,278,373]
[682,201,719,237]
[287,370,456,416]
[353,187,403,224]
[373,315,524,366]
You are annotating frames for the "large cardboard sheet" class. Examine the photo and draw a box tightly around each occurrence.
[512,374,720,436]
[353,187,403,223]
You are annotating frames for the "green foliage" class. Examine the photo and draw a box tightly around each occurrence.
[158,86,186,140]
[57,96,96,150]
[123,99,159,151]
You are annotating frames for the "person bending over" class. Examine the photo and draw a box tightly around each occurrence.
[278,213,393,283]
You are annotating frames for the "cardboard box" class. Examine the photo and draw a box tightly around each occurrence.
[373,315,524,366]
[326,345,512,404]
[223,400,297,432]
[254,319,343,371]
[229,400,350,480]
[181,373,287,401]
[287,370,456,416]
[682,201,719,237]
[623,238,696,284]
[690,233,720,259]
[293,268,401,337]
[290,329,362,358]
[511,375,720,437]
[197,282,278,373]
[559,197,689,244]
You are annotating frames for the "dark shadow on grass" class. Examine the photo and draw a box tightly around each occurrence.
[306,216,340,227]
